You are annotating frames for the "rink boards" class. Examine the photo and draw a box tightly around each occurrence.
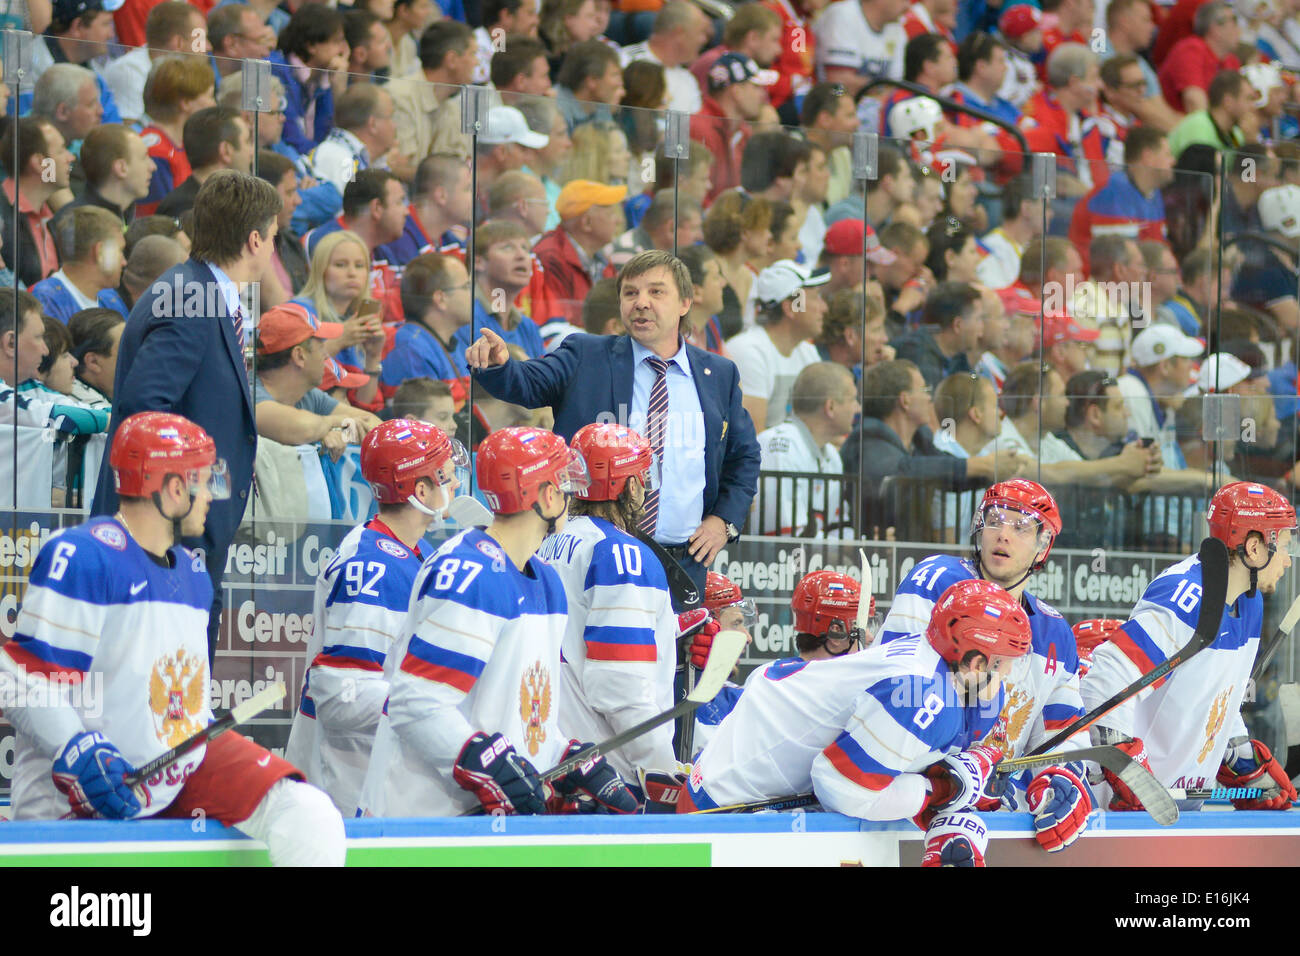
[0,811,1297,866]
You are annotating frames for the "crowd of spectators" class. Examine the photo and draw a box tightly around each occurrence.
[1,0,1299,549]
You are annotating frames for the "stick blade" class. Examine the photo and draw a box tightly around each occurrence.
[447,495,492,528]
[1115,761,1180,826]
[230,682,286,725]
[688,630,746,703]
[1193,537,1229,648]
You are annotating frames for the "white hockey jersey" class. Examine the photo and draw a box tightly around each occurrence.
[686,635,1003,820]
[0,517,213,819]
[753,420,847,539]
[285,517,425,817]
[878,554,1088,779]
[1080,553,1260,793]
[357,528,569,817]
[537,515,677,780]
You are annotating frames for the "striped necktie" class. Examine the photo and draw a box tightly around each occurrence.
[231,301,246,352]
[638,355,669,535]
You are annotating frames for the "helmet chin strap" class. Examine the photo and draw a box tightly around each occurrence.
[532,494,568,536]
[152,489,196,552]
[1237,543,1276,598]
[407,485,449,520]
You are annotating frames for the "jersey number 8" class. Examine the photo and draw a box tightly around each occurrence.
[913,692,945,729]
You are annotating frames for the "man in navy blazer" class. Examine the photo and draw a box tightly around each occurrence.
[91,172,283,659]
[467,250,760,603]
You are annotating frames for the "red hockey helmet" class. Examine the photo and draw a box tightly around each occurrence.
[1072,618,1123,663]
[792,570,863,637]
[570,423,656,501]
[361,419,468,505]
[972,478,1062,568]
[927,579,1032,665]
[111,412,229,500]
[1206,481,1297,552]
[705,571,757,630]
[705,571,744,611]
[476,426,590,514]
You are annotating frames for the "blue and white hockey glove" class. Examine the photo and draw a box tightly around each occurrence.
[552,740,639,814]
[52,731,142,820]
[453,731,548,815]
[921,811,989,867]
[1026,766,1093,852]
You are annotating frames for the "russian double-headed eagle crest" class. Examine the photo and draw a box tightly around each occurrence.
[519,661,552,756]
[148,649,208,748]
[1197,687,1232,763]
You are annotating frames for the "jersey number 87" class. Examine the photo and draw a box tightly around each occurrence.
[432,558,483,593]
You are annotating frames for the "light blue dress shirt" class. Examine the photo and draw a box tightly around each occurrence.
[628,337,706,545]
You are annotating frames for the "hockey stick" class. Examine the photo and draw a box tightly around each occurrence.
[1249,591,1300,683]
[1025,537,1230,759]
[632,529,701,610]
[691,792,820,814]
[997,744,1179,824]
[125,683,286,787]
[539,629,747,785]
[447,495,492,528]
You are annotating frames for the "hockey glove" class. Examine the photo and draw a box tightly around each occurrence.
[636,766,689,812]
[552,740,639,814]
[1101,737,1153,811]
[921,811,989,867]
[677,609,718,670]
[1217,738,1298,810]
[453,732,548,815]
[1026,767,1093,852]
[52,731,142,820]
[916,744,1003,828]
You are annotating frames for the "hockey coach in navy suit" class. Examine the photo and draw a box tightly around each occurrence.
[92,171,282,659]
[466,249,760,603]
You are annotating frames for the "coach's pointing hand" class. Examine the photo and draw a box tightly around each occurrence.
[465,327,511,370]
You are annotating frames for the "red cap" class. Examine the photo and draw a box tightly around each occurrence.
[823,219,897,264]
[322,358,370,391]
[1041,311,1100,346]
[999,3,1043,39]
[256,303,343,354]
[997,283,1038,317]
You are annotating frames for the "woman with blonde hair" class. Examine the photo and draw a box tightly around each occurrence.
[138,54,217,216]
[292,230,386,382]
[558,121,632,188]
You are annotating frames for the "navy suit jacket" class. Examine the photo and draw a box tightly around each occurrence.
[91,259,256,578]
[473,333,761,532]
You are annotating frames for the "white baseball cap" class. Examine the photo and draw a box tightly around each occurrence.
[1195,353,1255,392]
[753,259,830,306]
[1259,184,1300,238]
[479,106,550,148]
[1130,324,1204,367]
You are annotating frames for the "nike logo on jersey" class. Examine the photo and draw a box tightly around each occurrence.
[257,755,271,768]
[130,581,147,596]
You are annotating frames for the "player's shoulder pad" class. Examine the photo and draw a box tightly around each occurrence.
[584,521,669,592]
[864,659,966,746]
[897,553,975,599]
[29,519,120,594]
[1134,555,1202,630]
[1024,593,1080,668]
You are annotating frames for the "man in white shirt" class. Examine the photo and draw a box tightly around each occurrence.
[102,1,206,124]
[307,83,397,201]
[1116,324,1201,468]
[620,1,711,115]
[754,361,860,538]
[815,0,907,96]
[727,259,829,430]
[976,174,1037,290]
